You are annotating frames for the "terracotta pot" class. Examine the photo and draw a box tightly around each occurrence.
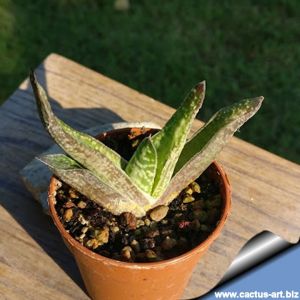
[48,127,231,300]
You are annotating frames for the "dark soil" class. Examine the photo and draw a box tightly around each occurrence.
[54,128,223,262]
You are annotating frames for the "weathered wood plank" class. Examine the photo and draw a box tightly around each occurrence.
[0,53,299,300]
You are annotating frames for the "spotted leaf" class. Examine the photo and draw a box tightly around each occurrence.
[125,137,157,194]
[125,82,206,198]
[159,97,264,205]
[38,154,146,216]
[30,72,154,210]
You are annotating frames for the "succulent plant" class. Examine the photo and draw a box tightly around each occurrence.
[30,72,263,217]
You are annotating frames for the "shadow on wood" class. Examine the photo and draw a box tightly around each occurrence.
[0,63,124,299]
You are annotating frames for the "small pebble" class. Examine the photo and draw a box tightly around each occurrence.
[146,229,160,238]
[63,208,73,222]
[190,182,201,193]
[77,200,87,209]
[121,246,133,261]
[130,239,141,252]
[111,226,120,233]
[144,218,151,226]
[81,226,89,233]
[136,220,145,228]
[64,201,75,208]
[174,213,183,219]
[184,187,194,195]
[78,214,89,225]
[69,189,79,199]
[86,238,99,249]
[92,227,109,245]
[145,249,157,259]
[180,203,188,211]
[149,205,169,222]
[183,195,195,204]
[120,212,137,230]
[161,236,177,251]
[79,233,86,240]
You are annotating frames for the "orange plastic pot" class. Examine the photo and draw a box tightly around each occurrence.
[48,127,231,300]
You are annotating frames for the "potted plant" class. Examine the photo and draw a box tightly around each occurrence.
[30,72,263,300]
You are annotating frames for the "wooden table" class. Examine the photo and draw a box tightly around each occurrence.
[1,54,299,299]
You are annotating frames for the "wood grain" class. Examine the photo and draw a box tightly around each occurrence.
[0,54,299,300]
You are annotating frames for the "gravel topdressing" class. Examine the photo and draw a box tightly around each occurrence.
[54,129,223,262]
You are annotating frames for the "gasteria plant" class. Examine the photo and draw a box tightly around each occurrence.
[30,72,263,217]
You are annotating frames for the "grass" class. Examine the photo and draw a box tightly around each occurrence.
[0,0,299,163]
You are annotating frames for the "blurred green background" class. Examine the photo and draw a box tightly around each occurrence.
[0,0,299,163]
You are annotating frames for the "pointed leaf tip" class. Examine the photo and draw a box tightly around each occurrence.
[256,96,264,105]
[149,81,206,197]
[195,81,206,94]
[159,96,263,205]
[30,76,154,212]
[126,81,206,198]
[29,70,36,83]
[29,71,40,95]
[246,96,264,109]
[29,71,54,129]
[29,71,38,94]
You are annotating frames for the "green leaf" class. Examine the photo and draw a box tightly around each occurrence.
[125,82,205,198]
[150,81,206,198]
[38,154,147,217]
[57,119,127,169]
[30,72,127,171]
[125,137,157,194]
[30,72,154,211]
[159,97,264,205]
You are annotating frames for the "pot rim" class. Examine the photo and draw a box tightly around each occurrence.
[48,128,231,269]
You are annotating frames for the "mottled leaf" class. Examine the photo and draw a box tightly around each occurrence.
[38,154,146,217]
[57,119,127,169]
[159,97,264,205]
[125,137,157,194]
[30,72,127,169]
[125,82,205,198]
[150,81,206,198]
[30,72,154,210]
